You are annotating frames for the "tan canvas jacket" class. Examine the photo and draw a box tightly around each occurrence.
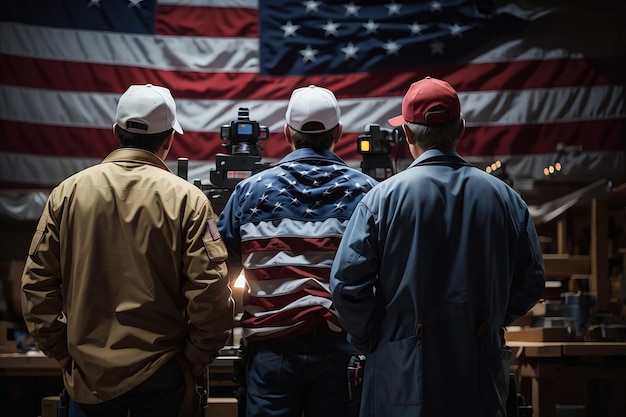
[21,148,233,405]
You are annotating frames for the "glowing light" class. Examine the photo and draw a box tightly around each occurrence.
[555,162,562,171]
[543,167,550,176]
[486,166,492,174]
[233,272,246,288]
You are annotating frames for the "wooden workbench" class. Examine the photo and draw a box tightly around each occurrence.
[0,351,241,416]
[508,341,626,417]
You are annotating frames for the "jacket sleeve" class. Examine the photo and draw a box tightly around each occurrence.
[182,200,234,365]
[21,195,69,360]
[330,202,382,353]
[505,208,546,326]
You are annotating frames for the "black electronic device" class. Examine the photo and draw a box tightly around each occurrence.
[357,124,404,181]
[210,107,270,190]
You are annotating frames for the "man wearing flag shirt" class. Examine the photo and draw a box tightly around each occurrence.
[218,85,377,417]
[21,84,233,417]
[330,77,546,417]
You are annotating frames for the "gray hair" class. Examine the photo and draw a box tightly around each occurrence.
[405,116,465,151]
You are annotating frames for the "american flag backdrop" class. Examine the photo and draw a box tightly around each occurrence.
[0,0,625,218]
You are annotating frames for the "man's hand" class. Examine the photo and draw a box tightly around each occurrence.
[57,356,71,373]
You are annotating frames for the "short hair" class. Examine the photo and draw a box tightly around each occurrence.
[115,125,173,153]
[405,117,464,151]
[287,124,339,153]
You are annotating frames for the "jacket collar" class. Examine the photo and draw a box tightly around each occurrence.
[409,149,466,168]
[102,148,171,172]
[278,148,346,166]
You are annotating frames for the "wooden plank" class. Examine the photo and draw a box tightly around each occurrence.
[561,342,626,357]
[507,342,564,358]
[591,198,610,311]
[542,254,590,278]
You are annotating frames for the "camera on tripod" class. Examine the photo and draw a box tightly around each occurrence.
[210,107,271,190]
[357,124,404,181]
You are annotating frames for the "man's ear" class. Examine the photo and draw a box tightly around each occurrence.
[458,117,466,141]
[284,124,294,146]
[403,124,415,144]
[112,124,121,144]
[163,131,174,152]
[333,124,343,144]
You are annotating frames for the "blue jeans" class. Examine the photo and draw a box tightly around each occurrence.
[69,357,185,417]
[245,330,360,417]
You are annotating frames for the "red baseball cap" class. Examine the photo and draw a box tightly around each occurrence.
[388,76,460,126]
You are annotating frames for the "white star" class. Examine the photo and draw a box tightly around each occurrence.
[290,197,300,205]
[344,2,360,16]
[255,176,263,182]
[322,20,340,37]
[302,187,312,195]
[265,182,273,189]
[300,170,309,176]
[250,207,261,215]
[386,2,402,16]
[430,1,443,12]
[303,0,321,13]
[362,20,380,35]
[344,190,353,197]
[300,45,318,63]
[281,21,300,38]
[305,207,316,216]
[430,40,445,54]
[127,0,143,8]
[87,0,101,7]
[288,162,298,168]
[408,22,423,35]
[448,23,463,38]
[278,188,287,195]
[313,180,320,186]
[273,202,283,212]
[341,42,359,61]
[259,193,269,203]
[334,202,346,211]
[383,40,401,55]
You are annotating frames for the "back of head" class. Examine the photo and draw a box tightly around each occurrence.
[285,85,341,152]
[388,76,463,151]
[115,84,183,152]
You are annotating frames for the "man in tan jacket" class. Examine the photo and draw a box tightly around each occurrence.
[21,84,233,417]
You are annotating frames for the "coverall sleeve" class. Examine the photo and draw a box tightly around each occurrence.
[330,202,382,353]
[182,200,234,365]
[21,195,69,360]
[505,208,546,326]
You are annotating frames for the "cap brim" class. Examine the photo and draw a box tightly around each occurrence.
[387,114,405,126]
[173,120,183,134]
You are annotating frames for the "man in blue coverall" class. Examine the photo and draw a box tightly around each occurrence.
[330,76,546,417]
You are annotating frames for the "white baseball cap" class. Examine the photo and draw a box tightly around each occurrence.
[285,85,340,133]
[116,84,183,134]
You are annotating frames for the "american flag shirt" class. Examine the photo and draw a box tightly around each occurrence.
[217,148,377,342]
